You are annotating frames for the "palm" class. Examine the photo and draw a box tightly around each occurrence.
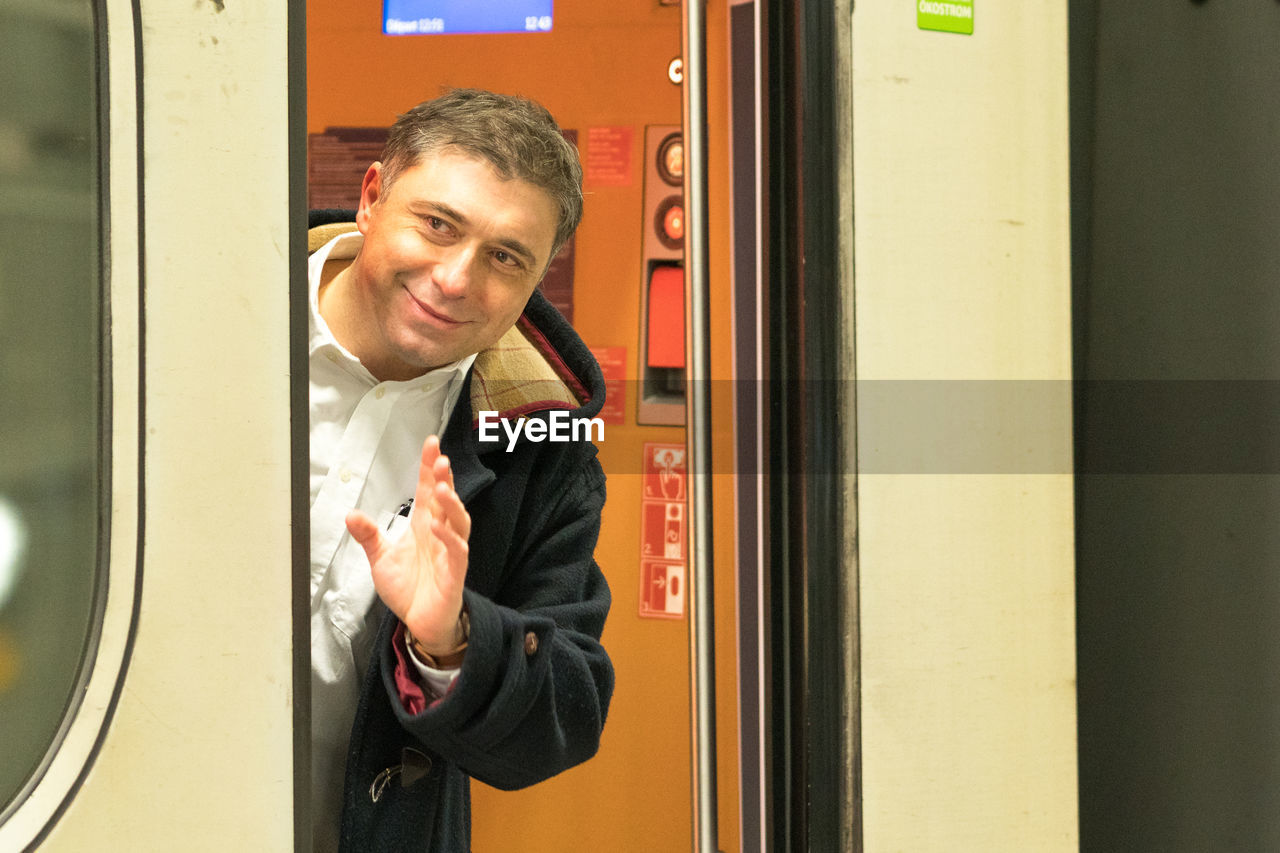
[346,436,471,652]
[372,506,453,636]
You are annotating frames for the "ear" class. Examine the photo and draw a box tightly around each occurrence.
[355,162,384,235]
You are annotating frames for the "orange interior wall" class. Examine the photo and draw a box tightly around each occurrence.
[308,2,740,850]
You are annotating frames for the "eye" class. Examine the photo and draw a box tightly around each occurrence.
[416,214,456,242]
[492,249,522,270]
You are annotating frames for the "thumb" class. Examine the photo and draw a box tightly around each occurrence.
[345,510,387,567]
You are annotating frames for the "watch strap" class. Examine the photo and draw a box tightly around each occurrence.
[406,607,470,670]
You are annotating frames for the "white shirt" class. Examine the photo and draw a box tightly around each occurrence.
[308,231,475,852]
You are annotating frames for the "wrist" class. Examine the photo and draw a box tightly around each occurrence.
[406,606,469,668]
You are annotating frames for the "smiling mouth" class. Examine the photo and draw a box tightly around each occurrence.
[405,287,466,326]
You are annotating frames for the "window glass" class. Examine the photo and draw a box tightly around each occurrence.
[0,0,101,809]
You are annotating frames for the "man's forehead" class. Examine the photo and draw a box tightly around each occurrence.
[388,148,550,208]
[395,144,507,182]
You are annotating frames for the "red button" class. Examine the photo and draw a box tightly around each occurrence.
[663,205,684,242]
[647,266,685,369]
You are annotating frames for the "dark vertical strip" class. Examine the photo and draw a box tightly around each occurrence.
[782,7,808,841]
[1068,0,1097,394]
[795,0,845,848]
[1067,3,1096,843]
[288,0,311,849]
[764,0,848,849]
[728,4,761,851]
[770,1,805,847]
[762,0,795,849]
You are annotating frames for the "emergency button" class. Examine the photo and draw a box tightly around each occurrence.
[646,265,685,369]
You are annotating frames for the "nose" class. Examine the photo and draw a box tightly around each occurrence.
[432,246,475,299]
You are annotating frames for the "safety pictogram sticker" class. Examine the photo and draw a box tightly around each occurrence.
[639,442,687,619]
[643,443,686,501]
[639,560,685,620]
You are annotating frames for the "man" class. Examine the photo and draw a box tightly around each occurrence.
[308,89,613,851]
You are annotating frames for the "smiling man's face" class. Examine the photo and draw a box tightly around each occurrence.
[345,148,559,381]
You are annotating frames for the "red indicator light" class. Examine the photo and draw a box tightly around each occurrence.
[663,205,684,242]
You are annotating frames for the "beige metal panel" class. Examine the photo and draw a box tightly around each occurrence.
[41,1,294,849]
[854,6,1072,382]
[852,3,1077,850]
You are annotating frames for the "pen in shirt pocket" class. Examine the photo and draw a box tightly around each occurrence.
[387,498,414,530]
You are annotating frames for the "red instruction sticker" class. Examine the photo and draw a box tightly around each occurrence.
[639,560,685,620]
[589,346,627,425]
[585,126,634,187]
[643,443,686,502]
[641,500,686,562]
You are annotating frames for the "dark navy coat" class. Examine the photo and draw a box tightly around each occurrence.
[336,290,614,851]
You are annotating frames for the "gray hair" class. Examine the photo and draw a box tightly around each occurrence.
[380,89,583,256]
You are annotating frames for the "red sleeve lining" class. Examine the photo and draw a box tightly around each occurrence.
[391,622,460,714]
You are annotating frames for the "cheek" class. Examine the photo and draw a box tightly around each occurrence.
[369,230,429,267]
[383,237,426,268]
[488,298,530,336]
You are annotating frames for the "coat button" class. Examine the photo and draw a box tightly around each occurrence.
[523,632,539,656]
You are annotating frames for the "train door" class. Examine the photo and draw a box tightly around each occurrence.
[754,1,1080,849]
[732,2,1079,849]
[0,0,303,848]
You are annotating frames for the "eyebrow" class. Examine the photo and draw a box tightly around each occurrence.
[412,202,540,269]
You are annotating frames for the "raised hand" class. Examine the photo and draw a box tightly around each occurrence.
[345,435,471,655]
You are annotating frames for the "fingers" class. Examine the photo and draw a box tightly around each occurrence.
[432,475,471,542]
[413,435,441,509]
[413,436,470,543]
[420,441,470,588]
[345,509,387,566]
[438,449,456,491]
[429,513,470,586]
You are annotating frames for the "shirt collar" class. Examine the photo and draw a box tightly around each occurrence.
[309,230,363,360]
[308,231,476,389]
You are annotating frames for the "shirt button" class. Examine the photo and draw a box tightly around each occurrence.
[326,352,339,362]
[375,387,386,400]
[340,468,352,483]
[523,632,538,656]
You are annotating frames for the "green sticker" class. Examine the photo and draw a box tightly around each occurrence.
[918,0,973,35]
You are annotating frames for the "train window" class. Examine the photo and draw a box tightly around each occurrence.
[0,0,103,817]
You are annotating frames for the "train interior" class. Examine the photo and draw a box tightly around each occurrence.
[308,2,745,849]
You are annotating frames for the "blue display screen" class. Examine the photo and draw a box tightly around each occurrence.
[383,0,553,35]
